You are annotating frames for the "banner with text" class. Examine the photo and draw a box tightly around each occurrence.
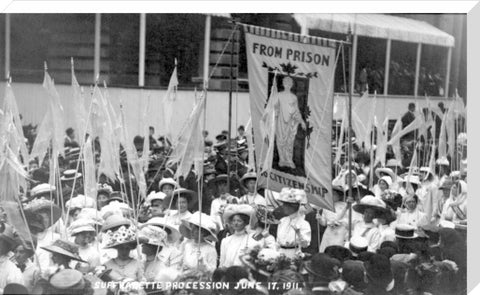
[244,25,337,211]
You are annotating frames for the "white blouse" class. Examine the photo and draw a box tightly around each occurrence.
[0,255,24,293]
[180,240,218,273]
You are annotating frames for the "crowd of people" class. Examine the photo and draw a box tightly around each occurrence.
[0,114,468,295]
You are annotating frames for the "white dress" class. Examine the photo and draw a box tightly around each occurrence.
[393,208,428,230]
[180,240,218,273]
[319,202,362,252]
[165,210,192,227]
[350,221,381,252]
[35,227,61,268]
[276,212,311,258]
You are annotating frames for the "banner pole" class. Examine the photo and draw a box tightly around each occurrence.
[227,24,236,194]
[347,29,355,241]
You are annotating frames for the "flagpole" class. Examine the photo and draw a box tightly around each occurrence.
[347,29,355,241]
[226,24,236,194]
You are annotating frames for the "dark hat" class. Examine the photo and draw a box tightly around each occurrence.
[214,174,229,184]
[380,241,399,252]
[3,283,30,294]
[341,260,366,290]
[304,253,341,280]
[324,245,353,263]
[215,134,227,141]
[365,254,393,287]
[41,239,86,262]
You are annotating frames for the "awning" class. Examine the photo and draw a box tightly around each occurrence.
[293,13,454,47]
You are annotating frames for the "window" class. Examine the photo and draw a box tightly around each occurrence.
[388,41,417,95]
[355,36,386,95]
[419,44,448,97]
[144,14,205,88]
[10,14,96,85]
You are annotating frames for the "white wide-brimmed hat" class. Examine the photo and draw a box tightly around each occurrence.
[275,188,308,204]
[353,195,390,216]
[375,167,395,179]
[179,212,218,242]
[138,225,168,247]
[141,217,181,243]
[398,175,421,186]
[66,195,96,210]
[61,169,83,181]
[68,218,96,235]
[158,178,178,191]
[146,191,167,205]
[30,183,56,198]
[222,204,255,224]
[395,224,419,239]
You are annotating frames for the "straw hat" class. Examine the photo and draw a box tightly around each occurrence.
[41,239,86,262]
[346,236,368,257]
[68,218,96,236]
[240,172,257,187]
[352,195,390,216]
[141,217,181,243]
[386,159,402,168]
[77,208,104,226]
[30,183,56,198]
[276,188,308,204]
[146,191,167,205]
[395,224,419,239]
[24,198,62,225]
[138,225,168,247]
[398,175,421,186]
[214,174,229,184]
[378,176,393,188]
[49,269,85,290]
[252,205,280,227]
[158,178,178,191]
[103,225,138,249]
[436,157,450,166]
[60,169,82,182]
[179,212,218,242]
[222,204,255,224]
[97,183,113,195]
[375,167,395,179]
[101,214,130,232]
[66,194,96,210]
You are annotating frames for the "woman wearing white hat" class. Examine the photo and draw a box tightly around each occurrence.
[219,204,259,267]
[165,189,195,227]
[440,180,467,225]
[392,194,428,230]
[372,175,394,200]
[350,195,387,252]
[275,188,311,258]
[179,212,218,273]
[238,172,266,206]
[0,224,24,293]
[141,217,183,268]
[138,225,168,281]
[68,218,101,273]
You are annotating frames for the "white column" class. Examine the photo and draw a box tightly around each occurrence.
[349,34,358,95]
[139,13,146,87]
[203,15,211,89]
[384,39,391,95]
[94,13,101,83]
[414,43,422,97]
[445,47,452,98]
[5,14,11,79]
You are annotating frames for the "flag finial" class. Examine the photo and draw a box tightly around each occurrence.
[44,61,48,72]
[174,58,178,67]
[95,74,100,85]
[103,80,107,89]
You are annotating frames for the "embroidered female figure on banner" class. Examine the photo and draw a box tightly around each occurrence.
[274,76,307,169]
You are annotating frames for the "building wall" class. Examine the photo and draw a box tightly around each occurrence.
[0,82,451,143]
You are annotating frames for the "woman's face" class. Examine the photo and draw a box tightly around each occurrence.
[14,245,31,264]
[97,194,109,208]
[74,232,93,247]
[231,215,247,232]
[363,208,375,223]
[177,196,189,213]
[246,180,256,193]
[161,184,174,197]
[150,200,164,217]
[116,244,132,260]
[142,243,159,257]
[451,183,460,197]
[379,180,388,191]
[191,224,203,240]
[405,198,417,211]
[51,253,70,266]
